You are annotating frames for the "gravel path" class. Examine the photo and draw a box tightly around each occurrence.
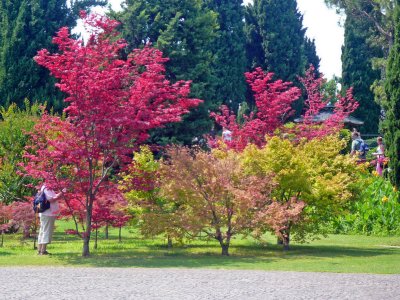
[1,267,399,299]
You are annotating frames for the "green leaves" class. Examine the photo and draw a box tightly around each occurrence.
[115,0,219,145]
[384,3,400,189]
[242,134,363,241]
[245,0,312,83]
[335,175,400,235]
[0,0,106,110]
[0,101,41,204]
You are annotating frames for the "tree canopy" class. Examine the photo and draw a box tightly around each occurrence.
[0,0,106,110]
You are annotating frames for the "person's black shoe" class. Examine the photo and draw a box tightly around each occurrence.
[41,251,51,255]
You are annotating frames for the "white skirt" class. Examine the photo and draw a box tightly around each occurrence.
[37,215,56,244]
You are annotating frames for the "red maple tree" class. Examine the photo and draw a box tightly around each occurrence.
[25,12,201,256]
[210,68,301,151]
[10,201,36,238]
[210,66,358,150]
[0,202,12,247]
[293,65,358,139]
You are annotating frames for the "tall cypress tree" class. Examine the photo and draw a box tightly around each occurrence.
[244,0,308,83]
[244,0,319,115]
[113,0,219,145]
[384,1,400,189]
[341,5,383,134]
[304,37,320,72]
[0,0,106,111]
[206,0,247,111]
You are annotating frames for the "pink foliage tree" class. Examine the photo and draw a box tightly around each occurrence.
[210,66,358,150]
[293,66,359,139]
[0,203,12,247]
[10,201,36,238]
[91,192,130,248]
[24,13,201,256]
[210,67,301,151]
[253,197,305,250]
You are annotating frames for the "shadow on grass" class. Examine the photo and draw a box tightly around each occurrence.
[54,243,398,269]
[0,251,13,256]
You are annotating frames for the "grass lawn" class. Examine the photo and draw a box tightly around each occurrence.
[0,221,399,274]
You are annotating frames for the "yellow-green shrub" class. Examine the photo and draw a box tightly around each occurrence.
[242,134,364,244]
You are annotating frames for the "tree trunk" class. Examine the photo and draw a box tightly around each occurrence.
[217,234,231,256]
[221,243,230,256]
[118,226,122,243]
[23,225,30,239]
[82,199,93,257]
[0,231,3,247]
[105,224,109,239]
[215,227,231,256]
[167,235,173,248]
[94,227,98,250]
[282,231,290,251]
[32,226,37,250]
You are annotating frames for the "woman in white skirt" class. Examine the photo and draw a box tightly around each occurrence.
[37,185,65,255]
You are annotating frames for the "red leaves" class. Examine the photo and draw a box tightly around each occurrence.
[294,66,359,139]
[0,201,35,238]
[254,197,305,242]
[210,68,301,151]
[29,12,201,182]
[210,65,358,150]
[159,147,274,240]
[33,13,201,166]
[0,203,12,232]
[246,68,301,128]
[26,13,201,251]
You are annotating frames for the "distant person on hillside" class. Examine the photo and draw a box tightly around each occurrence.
[350,131,367,161]
[209,125,217,139]
[373,136,385,176]
[222,127,232,142]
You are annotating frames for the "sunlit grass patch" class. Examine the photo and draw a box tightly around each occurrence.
[0,220,399,273]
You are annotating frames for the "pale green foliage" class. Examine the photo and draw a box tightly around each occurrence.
[122,145,275,255]
[121,146,185,243]
[158,146,273,255]
[0,101,41,203]
[242,134,364,242]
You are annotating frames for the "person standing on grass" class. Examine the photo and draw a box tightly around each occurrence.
[37,184,66,255]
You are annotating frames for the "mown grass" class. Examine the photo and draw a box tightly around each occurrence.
[0,220,399,274]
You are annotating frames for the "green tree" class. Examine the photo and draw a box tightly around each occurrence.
[324,0,394,121]
[0,101,41,204]
[113,0,219,145]
[324,0,395,49]
[206,0,247,111]
[244,0,308,83]
[242,135,362,249]
[341,5,383,134]
[384,1,400,189]
[0,0,106,111]
[244,0,318,115]
[304,37,320,72]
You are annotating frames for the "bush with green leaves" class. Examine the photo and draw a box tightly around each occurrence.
[331,175,400,235]
[241,134,364,247]
[0,101,41,204]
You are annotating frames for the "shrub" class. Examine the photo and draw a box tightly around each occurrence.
[331,175,400,235]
